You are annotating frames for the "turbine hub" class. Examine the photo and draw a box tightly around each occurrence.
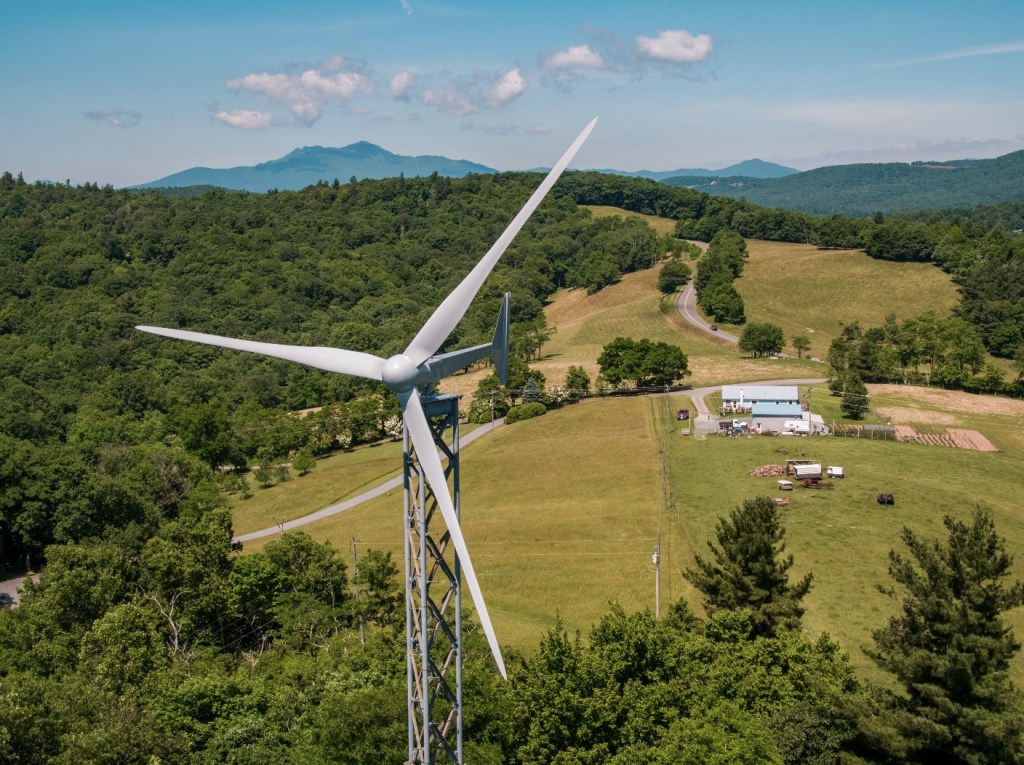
[381,354,420,391]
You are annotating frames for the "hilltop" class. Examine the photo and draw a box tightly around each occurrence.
[664,149,1024,216]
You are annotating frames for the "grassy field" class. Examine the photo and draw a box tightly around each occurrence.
[230,225,1024,684]
[228,441,404,536]
[238,397,683,653]
[723,240,960,360]
[237,386,1024,685]
[583,204,680,236]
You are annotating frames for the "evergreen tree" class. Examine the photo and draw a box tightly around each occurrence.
[865,511,1024,764]
[840,375,869,420]
[685,496,812,637]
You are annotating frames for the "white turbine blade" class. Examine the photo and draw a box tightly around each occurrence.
[404,117,598,366]
[401,388,507,679]
[136,325,385,380]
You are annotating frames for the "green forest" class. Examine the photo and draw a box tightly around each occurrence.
[661,149,1024,217]
[2,168,1024,763]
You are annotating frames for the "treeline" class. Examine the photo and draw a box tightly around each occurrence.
[3,496,1021,763]
[694,229,748,324]
[826,313,1024,396]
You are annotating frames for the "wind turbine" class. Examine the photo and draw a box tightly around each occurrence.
[138,118,597,762]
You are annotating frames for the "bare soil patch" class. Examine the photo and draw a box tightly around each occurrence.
[895,425,999,452]
[948,429,999,452]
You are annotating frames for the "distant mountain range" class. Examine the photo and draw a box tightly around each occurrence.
[136,143,798,193]
[135,141,1024,217]
[593,158,798,181]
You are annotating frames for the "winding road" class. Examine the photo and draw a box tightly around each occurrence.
[676,280,740,345]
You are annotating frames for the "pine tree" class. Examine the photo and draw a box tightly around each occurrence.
[840,374,869,419]
[866,510,1024,764]
[685,496,812,637]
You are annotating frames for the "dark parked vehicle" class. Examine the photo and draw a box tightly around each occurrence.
[677,409,690,421]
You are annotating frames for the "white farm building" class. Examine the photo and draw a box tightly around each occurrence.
[720,384,828,435]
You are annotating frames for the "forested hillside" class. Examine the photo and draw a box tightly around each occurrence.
[663,149,1024,217]
[0,170,667,568]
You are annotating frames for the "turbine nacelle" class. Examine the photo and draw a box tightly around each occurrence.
[381,353,427,392]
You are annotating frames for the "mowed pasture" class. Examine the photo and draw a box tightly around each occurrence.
[727,240,960,360]
[233,385,1024,685]
[237,396,681,653]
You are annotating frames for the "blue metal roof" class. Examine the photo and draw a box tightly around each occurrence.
[751,402,803,417]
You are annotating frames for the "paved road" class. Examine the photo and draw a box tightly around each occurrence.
[676,280,740,344]
[233,417,506,544]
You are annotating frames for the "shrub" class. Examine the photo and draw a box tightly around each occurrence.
[505,403,547,424]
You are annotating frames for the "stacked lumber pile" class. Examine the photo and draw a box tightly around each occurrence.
[749,464,787,477]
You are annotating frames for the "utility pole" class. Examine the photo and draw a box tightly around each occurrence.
[653,535,661,619]
[352,537,365,645]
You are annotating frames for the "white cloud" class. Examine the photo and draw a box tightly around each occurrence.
[544,44,603,69]
[399,0,413,15]
[422,86,479,116]
[211,109,275,130]
[85,109,143,128]
[421,68,528,115]
[489,68,526,107]
[636,29,712,63]
[870,38,1024,68]
[227,61,374,125]
[391,71,415,100]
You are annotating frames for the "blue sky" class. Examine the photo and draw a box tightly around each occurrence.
[2,0,1022,187]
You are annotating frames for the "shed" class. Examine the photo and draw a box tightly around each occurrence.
[826,466,845,478]
[792,463,823,480]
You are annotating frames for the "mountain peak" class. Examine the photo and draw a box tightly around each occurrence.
[137,142,496,192]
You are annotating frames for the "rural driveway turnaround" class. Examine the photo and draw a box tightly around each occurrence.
[233,418,506,544]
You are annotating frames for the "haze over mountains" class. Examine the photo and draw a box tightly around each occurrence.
[135,141,1024,217]
[135,142,798,193]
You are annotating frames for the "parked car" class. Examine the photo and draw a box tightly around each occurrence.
[676,409,690,421]
[710,324,718,331]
